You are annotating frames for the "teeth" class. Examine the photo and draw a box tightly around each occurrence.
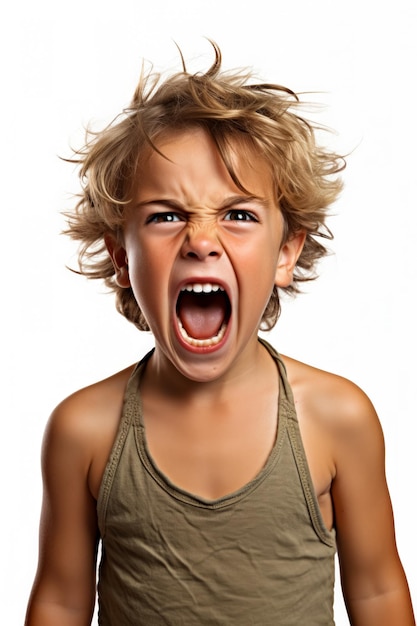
[181,283,224,294]
[178,320,227,347]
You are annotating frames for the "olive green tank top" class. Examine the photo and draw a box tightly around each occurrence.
[97,340,336,625]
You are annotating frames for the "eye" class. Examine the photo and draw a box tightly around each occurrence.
[146,212,183,224]
[224,209,258,222]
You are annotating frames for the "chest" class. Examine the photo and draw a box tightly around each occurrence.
[140,392,334,532]
[98,409,336,625]
[142,392,279,501]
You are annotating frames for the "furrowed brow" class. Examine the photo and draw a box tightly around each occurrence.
[134,198,184,210]
[133,195,270,211]
[220,195,269,209]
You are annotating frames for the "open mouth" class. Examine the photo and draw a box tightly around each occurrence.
[176,283,231,348]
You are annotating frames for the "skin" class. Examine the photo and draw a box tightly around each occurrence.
[25,129,415,625]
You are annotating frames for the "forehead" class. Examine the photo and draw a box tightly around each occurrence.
[134,127,275,203]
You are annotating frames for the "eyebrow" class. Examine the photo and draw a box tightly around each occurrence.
[134,195,269,210]
[221,195,269,209]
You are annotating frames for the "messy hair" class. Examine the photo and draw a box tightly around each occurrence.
[65,42,345,331]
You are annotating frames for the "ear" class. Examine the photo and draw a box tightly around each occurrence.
[274,231,306,288]
[104,233,131,288]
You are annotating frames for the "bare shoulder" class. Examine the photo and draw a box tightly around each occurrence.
[279,353,385,532]
[281,354,379,434]
[43,364,136,498]
[47,365,135,437]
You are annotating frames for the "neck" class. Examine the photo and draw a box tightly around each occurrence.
[143,336,272,404]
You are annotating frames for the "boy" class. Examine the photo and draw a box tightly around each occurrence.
[25,44,415,625]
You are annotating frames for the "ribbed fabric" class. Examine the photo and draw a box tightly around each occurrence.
[97,339,336,625]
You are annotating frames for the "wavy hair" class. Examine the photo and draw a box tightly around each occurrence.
[64,42,345,330]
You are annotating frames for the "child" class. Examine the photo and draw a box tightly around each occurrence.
[25,43,415,625]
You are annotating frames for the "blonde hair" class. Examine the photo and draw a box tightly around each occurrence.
[65,42,345,331]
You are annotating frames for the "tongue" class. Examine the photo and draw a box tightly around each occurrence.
[178,292,226,339]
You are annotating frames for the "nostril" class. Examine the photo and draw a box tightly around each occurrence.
[184,248,221,260]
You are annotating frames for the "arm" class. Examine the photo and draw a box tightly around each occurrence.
[25,400,99,626]
[331,386,415,625]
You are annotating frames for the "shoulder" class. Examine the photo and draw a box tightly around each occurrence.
[42,365,136,490]
[280,353,386,510]
[281,353,381,441]
[46,365,136,436]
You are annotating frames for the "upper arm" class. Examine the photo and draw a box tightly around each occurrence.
[26,397,99,624]
[332,388,393,574]
[331,383,414,623]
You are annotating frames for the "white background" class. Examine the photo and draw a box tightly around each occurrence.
[2,1,416,624]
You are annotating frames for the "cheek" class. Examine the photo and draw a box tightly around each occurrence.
[127,249,169,311]
[238,235,280,278]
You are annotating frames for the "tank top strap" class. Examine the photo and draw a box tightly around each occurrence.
[97,349,154,531]
[259,338,335,545]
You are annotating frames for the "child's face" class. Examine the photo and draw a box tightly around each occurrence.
[108,127,304,382]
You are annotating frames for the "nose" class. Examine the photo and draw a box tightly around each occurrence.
[180,223,223,261]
